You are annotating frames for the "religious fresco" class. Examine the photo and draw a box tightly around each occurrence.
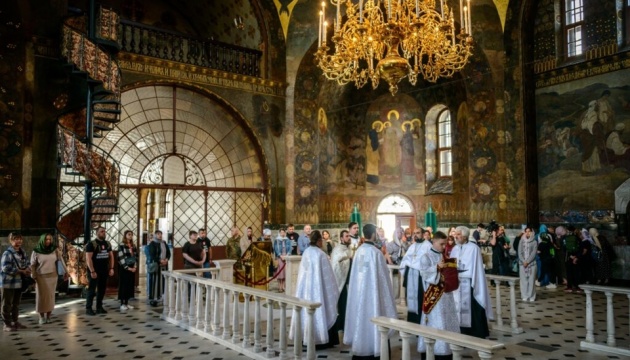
[535,70,630,211]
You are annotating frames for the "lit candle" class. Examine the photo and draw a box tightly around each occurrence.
[323,21,328,46]
[360,0,363,23]
[463,5,468,34]
[459,0,464,30]
[319,10,323,47]
[467,0,471,34]
[451,10,455,45]
[416,0,420,17]
[336,0,340,31]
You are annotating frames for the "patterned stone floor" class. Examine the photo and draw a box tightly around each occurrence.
[1,280,628,360]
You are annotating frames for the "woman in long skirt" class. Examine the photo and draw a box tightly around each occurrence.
[518,227,538,302]
[117,230,138,311]
[31,233,68,324]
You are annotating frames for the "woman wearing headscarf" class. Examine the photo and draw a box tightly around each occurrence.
[576,229,594,289]
[589,228,614,285]
[31,233,68,324]
[518,227,537,302]
[117,230,138,311]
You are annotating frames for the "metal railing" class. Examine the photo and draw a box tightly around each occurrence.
[120,20,262,77]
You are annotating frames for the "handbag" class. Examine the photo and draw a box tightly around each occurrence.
[147,262,158,273]
[124,256,137,268]
[56,259,66,276]
[12,254,34,293]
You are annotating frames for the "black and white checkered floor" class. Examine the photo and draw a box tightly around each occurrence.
[1,281,628,359]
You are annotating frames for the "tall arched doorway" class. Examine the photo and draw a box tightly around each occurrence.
[376,194,416,241]
[59,84,268,250]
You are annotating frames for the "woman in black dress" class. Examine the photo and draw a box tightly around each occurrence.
[117,230,138,311]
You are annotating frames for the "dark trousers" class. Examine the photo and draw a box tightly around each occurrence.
[566,259,580,289]
[86,272,108,309]
[1,288,22,325]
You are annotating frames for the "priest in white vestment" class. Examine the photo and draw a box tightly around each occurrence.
[450,226,494,338]
[399,227,432,324]
[290,230,340,348]
[331,229,352,331]
[344,224,397,360]
[417,232,460,357]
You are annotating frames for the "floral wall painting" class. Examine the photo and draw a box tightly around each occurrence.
[536,70,630,211]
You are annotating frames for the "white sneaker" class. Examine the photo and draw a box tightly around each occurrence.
[120,305,129,311]
[535,281,541,287]
[126,304,134,310]
[546,283,557,289]
[38,318,46,325]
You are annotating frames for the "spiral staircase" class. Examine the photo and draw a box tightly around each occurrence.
[56,4,122,286]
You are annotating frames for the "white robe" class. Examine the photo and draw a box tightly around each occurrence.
[289,246,340,345]
[398,240,432,314]
[417,249,460,355]
[343,242,397,357]
[330,243,352,293]
[449,242,494,328]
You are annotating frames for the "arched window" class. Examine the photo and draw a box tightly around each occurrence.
[563,0,584,58]
[437,109,452,177]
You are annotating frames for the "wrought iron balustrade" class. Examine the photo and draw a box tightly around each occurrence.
[120,20,262,77]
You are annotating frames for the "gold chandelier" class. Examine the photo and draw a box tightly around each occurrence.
[315,0,473,95]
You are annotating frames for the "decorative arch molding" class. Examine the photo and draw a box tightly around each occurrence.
[95,81,269,192]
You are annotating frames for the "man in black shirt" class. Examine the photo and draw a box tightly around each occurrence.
[198,228,212,278]
[85,226,114,315]
[286,223,300,255]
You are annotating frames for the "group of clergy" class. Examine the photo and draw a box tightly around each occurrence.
[290,223,494,360]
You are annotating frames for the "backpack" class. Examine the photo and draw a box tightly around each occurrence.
[564,234,579,253]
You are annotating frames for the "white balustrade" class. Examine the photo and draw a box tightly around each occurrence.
[579,284,630,357]
[284,255,302,297]
[161,270,321,360]
[372,317,504,360]
[485,274,523,334]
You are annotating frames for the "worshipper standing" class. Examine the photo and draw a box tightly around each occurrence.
[344,224,397,360]
[85,226,115,315]
[518,227,538,302]
[417,231,460,360]
[290,230,340,349]
[297,224,312,255]
[286,224,300,255]
[331,229,352,333]
[146,230,171,304]
[450,226,493,338]
[399,227,431,324]
[563,225,581,292]
[197,228,212,278]
[577,229,594,287]
[322,230,334,256]
[226,226,242,262]
[31,233,68,324]
[273,228,292,292]
[348,222,360,250]
[589,228,614,285]
[117,230,138,311]
[1,233,30,331]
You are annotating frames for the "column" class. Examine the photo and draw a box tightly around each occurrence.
[495,279,503,327]
[254,296,262,353]
[284,255,301,296]
[279,302,288,359]
[425,338,436,360]
[508,279,523,333]
[584,289,594,343]
[213,259,236,282]
[477,350,494,360]
[174,277,181,320]
[188,279,196,323]
[451,344,464,360]
[204,284,212,332]
[293,306,303,360]
[232,290,241,343]
[266,299,275,357]
[222,288,231,339]
[605,291,616,346]
[196,282,204,329]
[377,326,390,360]
[306,307,316,360]
[242,293,251,348]
[162,273,170,317]
[400,331,414,360]
[212,285,221,336]
[181,279,189,322]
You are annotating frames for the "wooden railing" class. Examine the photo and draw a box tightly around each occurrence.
[579,284,630,357]
[484,274,523,334]
[161,267,322,360]
[120,20,262,77]
[372,317,505,360]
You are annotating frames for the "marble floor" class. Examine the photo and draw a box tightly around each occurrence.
[1,280,628,360]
